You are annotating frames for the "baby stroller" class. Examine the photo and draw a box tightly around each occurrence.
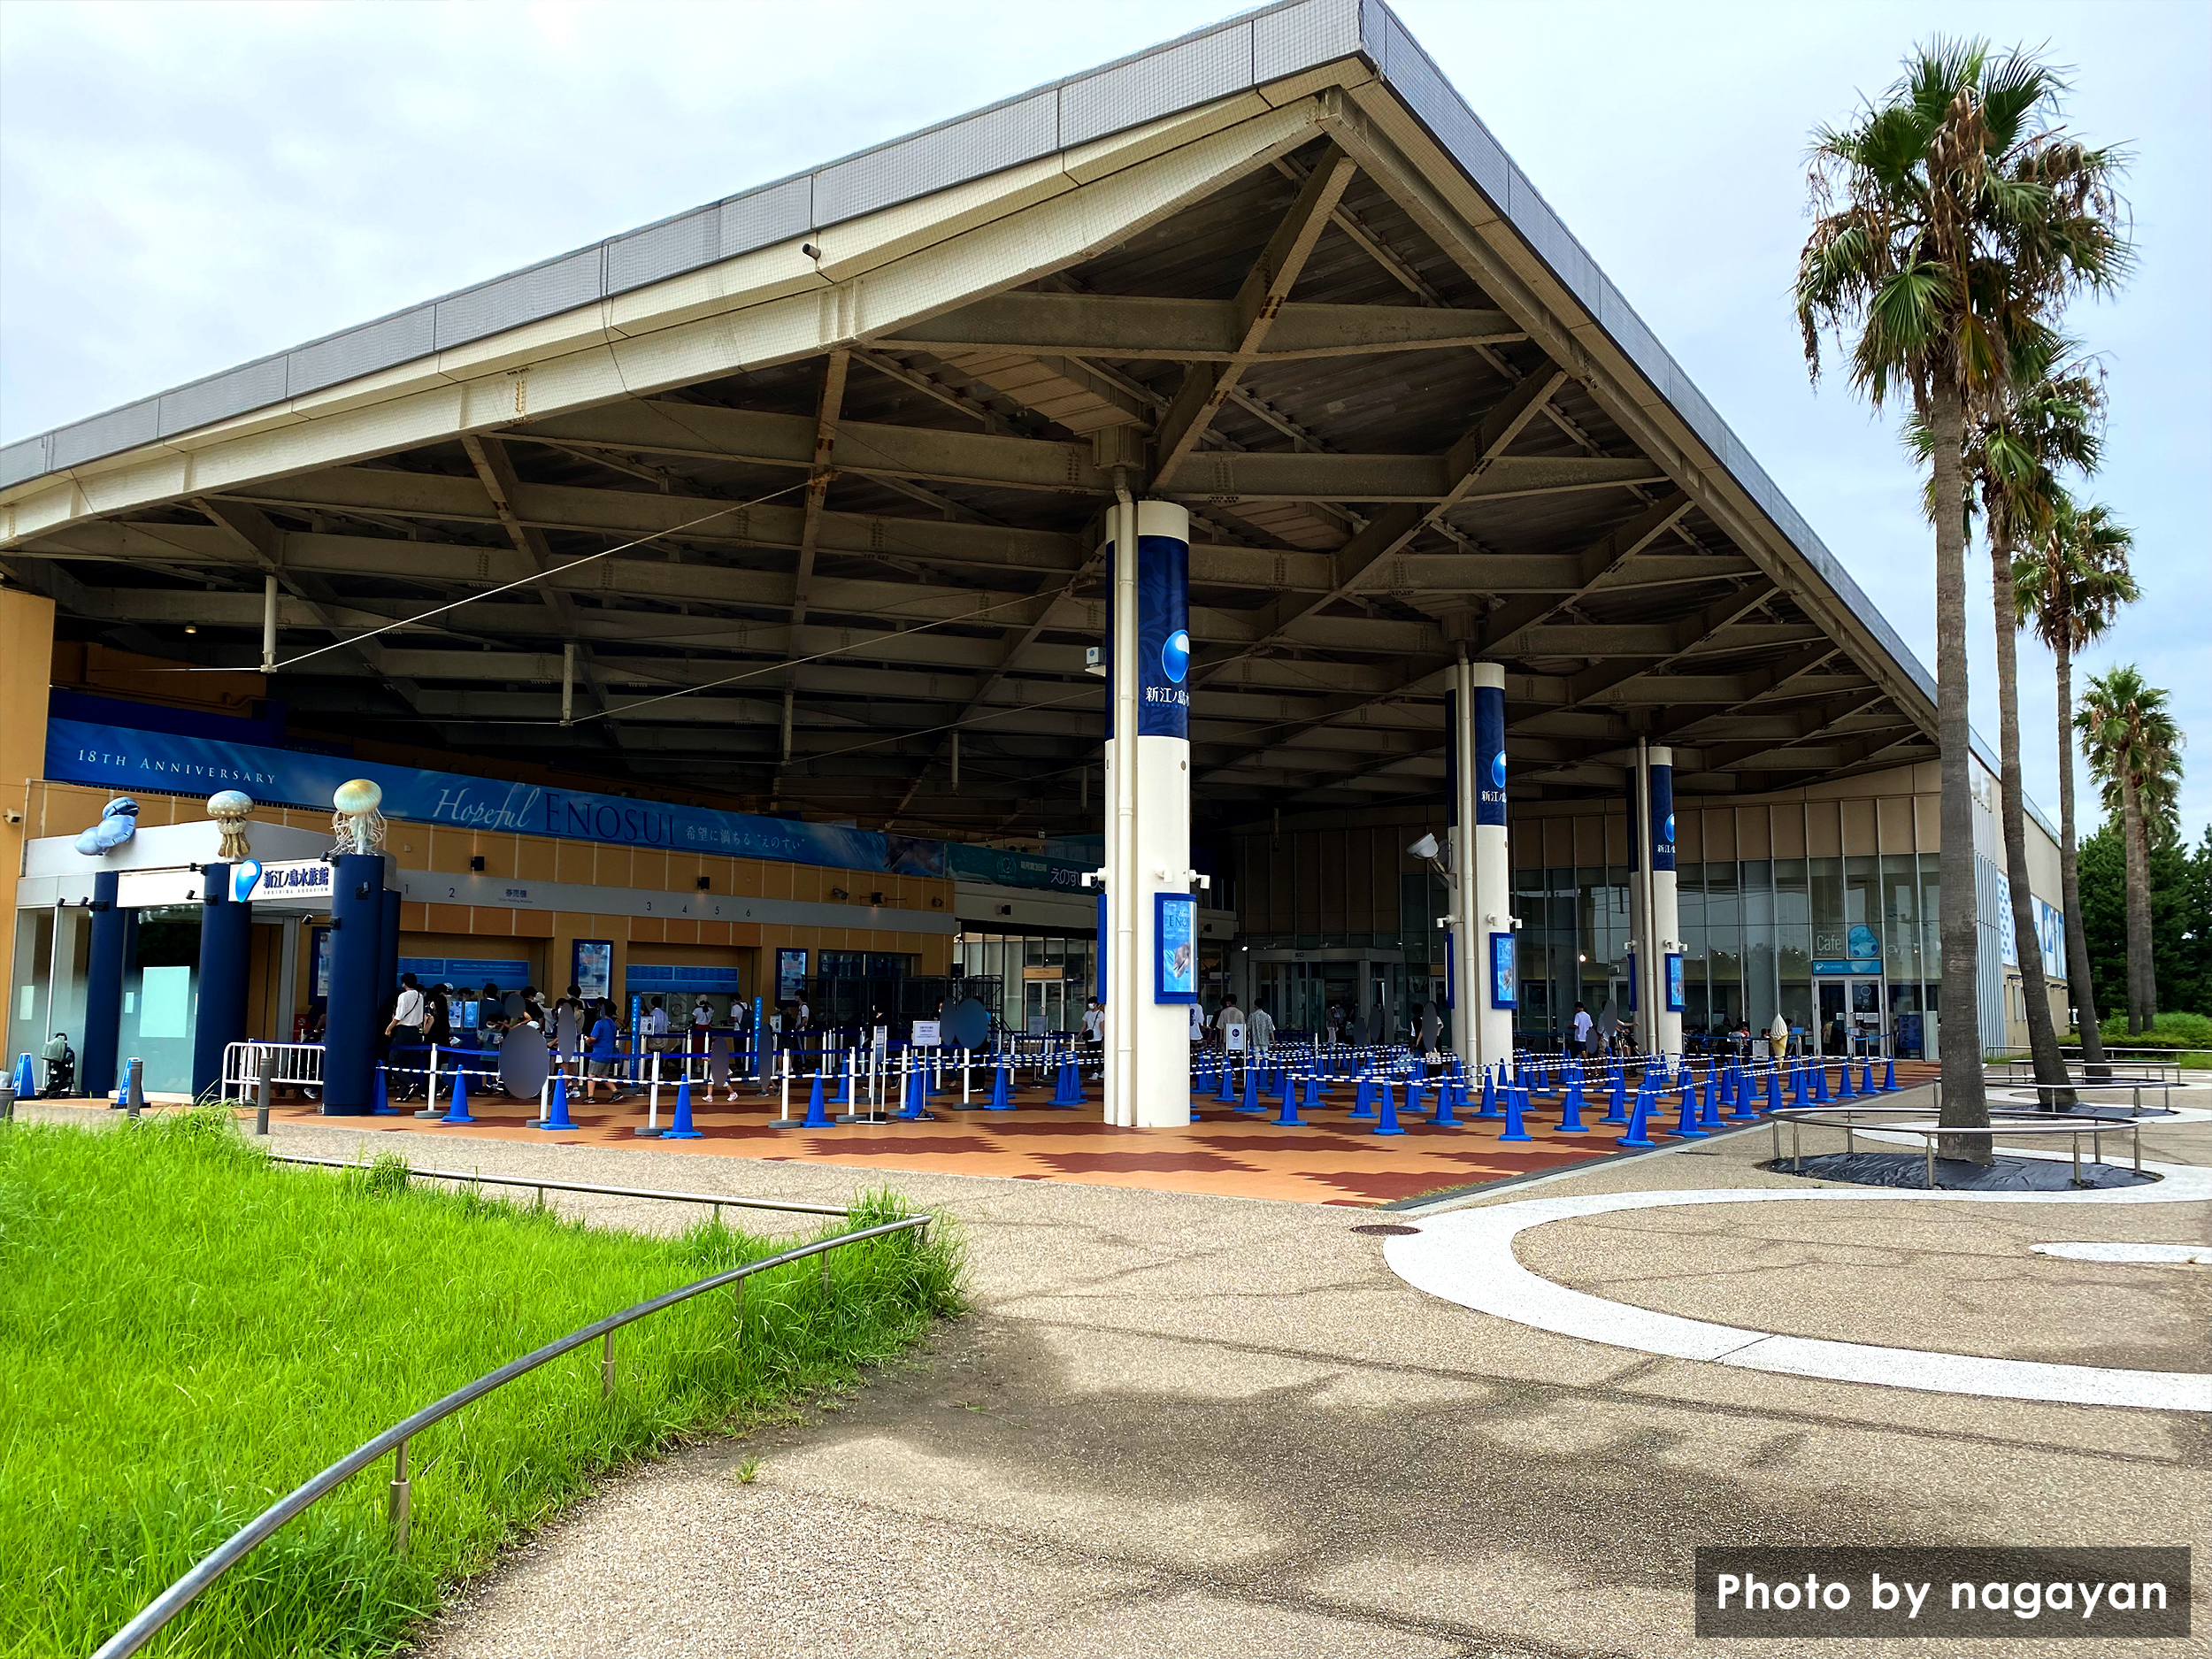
[43,1040,76,1099]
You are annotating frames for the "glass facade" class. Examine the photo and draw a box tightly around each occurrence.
[952,933,1095,1033]
[1512,855,1943,1056]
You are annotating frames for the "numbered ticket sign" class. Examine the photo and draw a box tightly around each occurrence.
[911,1019,941,1048]
[1224,1025,1246,1052]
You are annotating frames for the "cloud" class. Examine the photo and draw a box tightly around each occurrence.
[4,0,2203,832]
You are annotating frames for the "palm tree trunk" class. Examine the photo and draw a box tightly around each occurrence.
[1990,531,2070,1103]
[1930,374,1988,1158]
[2055,641,2107,1078]
[2121,770,2151,1035]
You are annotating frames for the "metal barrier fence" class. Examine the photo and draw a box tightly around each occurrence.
[220,1041,324,1099]
[90,1202,933,1659]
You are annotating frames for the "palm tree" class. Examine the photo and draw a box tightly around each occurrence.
[2077,667,2183,1033]
[2014,497,2136,1072]
[1797,40,2130,1152]
[1916,337,2100,1093]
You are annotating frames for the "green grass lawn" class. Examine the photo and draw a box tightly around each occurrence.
[0,1109,963,1658]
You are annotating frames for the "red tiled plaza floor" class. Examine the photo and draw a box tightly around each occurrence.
[232,1059,1937,1207]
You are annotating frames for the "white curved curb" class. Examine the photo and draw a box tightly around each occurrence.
[1383,1164,2212,1412]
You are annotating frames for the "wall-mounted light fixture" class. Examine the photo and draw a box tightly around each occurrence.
[695,876,710,890]
[469,855,486,872]
[829,887,849,901]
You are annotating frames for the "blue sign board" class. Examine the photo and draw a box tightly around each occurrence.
[1473,682,1507,826]
[1664,951,1686,1013]
[1102,533,1190,741]
[1648,763,1676,873]
[1155,892,1197,1003]
[1489,931,1517,1010]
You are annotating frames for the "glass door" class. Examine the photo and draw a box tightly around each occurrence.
[1023,978,1066,1034]
[1816,979,1848,1055]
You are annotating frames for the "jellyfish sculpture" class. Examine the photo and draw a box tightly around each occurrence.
[331,779,387,856]
[207,789,255,860]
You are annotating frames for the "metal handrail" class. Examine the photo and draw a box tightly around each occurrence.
[92,1211,932,1659]
[268,1154,851,1218]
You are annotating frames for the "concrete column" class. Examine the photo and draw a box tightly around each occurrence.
[1101,497,1192,1127]
[322,853,383,1114]
[1630,745,1654,1055]
[81,870,126,1099]
[1446,672,1479,1062]
[1648,747,1681,1058]
[1450,659,1514,1071]
[191,863,252,1099]
[1631,742,1683,1060]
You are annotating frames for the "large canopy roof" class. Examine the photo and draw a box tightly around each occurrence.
[0,0,1944,841]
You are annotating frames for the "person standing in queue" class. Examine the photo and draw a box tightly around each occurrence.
[585,1000,620,1101]
[1571,1000,1595,1060]
[1248,997,1275,1055]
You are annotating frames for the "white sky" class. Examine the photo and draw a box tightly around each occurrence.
[3,0,2204,836]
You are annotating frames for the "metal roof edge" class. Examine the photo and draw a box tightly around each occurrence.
[0,0,1339,485]
[1,1,2053,839]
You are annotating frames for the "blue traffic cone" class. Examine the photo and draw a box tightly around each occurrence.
[1372,1079,1404,1136]
[12,1053,35,1098]
[1862,1056,1878,1094]
[373,1064,397,1115]
[1836,1056,1857,1097]
[1477,1068,1502,1120]
[535,1071,575,1131]
[1670,1073,1707,1139]
[664,1074,702,1139]
[1498,1080,1532,1142]
[1272,1077,1306,1126]
[1618,1082,1656,1148]
[1602,1068,1628,1125]
[1699,1069,1725,1130]
[1051,1059,1082,1107]
[1238,1064,1263,1113]
[1883,1056,1897,1093]
[1557,1070,1586,1132]
[1429,1072,1457,1126]
[441,1064,475,1125]
[835,1060,855,1108]
[1729,1064,1760,1122]
[1278,1066,1296,1115]
[1216,1058,1236,1102]
[1766,1066,1784,1115]
[1813,1061,1832,1103]
[895,1064,929,1121]
[1349,1073,1376,1120]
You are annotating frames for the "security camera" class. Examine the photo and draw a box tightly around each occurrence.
[801,242,822,260]
[1,810,20,826]
[1407,833,1440,861]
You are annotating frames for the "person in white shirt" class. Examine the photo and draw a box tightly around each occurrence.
[386,973,426,1040]
[1216,995,1246,1052]
[1188,1002,1206,1045]
[1571,1001,1594,1057]
[642,996,671,1052]
[1247,1000,1275,1053]
[1080,999,1105,1044]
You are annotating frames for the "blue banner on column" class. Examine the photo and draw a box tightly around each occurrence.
[1137,534,1189,740]
[1648,763,1676,872]
[1474,683,1507,826]
[1443,687,1459,829]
